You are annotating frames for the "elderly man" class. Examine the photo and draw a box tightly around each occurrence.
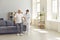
[14,9,24,36]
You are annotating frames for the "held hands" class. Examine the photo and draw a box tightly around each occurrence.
[22,16,26,21]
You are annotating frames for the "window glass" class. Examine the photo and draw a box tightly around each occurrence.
[37,4,40,12]
[59,0,60,16]
[37,0,40,2]
[32,0,40,19]
[52,0,57,13]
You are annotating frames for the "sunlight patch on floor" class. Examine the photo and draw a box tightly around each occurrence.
[56,37,60,40]
[32,29,48,33]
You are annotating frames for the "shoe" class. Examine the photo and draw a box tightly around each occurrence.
[17,33,20,36]
[22,31,25,34]
[20,33,24,36]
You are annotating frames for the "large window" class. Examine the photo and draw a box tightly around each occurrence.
[32,0,40,19]
[47,0,60,20]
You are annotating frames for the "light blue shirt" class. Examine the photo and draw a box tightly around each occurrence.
[24,13,31,23]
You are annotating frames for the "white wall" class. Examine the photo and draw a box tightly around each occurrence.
[45,20,60,32]
[45,20,58,31]
[40,0,47,12]
[0,0,32,20]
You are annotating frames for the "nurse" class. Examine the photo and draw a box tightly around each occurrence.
[24,9,31,33]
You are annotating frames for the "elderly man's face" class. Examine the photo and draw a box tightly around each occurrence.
[18,10,21,13]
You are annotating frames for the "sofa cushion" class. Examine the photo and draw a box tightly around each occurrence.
[6,20,14,26]
[0,26,7,33]
[0,18,4,20]
[0,20,6,26]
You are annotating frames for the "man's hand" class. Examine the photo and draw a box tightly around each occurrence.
[22,16,26,21]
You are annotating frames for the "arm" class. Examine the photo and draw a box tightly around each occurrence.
[22,16,26,21]
[14,17,16,23]
[27,14,31,19]
[22,14,26,21]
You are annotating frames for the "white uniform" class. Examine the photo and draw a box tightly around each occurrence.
[24,13,31,32]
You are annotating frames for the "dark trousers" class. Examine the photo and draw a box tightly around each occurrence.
[16,23,23,33]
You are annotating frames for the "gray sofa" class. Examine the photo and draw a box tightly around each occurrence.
[0,18,26,34]
[0,20,18,34]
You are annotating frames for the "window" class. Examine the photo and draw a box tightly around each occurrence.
[47,0,59,20]
[47,0,52,20]
[59,0,60,17]
[32,0,40,19]
[52,0,57,19]
[37,3,40,12]
[58,0,60,20]
[37,0,40,2]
